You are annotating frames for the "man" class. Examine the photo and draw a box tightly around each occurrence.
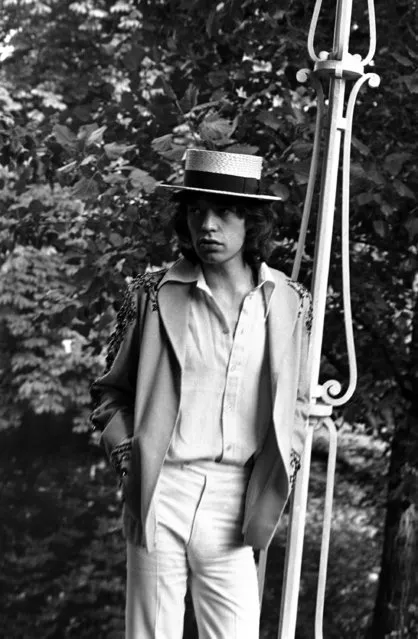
[90,149,312,638]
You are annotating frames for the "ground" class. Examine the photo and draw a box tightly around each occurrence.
[0,425,388,638]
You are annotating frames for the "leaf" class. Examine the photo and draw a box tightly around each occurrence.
[384,152,411,176]
[86,126,107,146]
[96,310,114,330]
[356,192,374,206]
[256,111,281,131]
[391,52,414,67]
[53,124,77,150]
[109,232,124,247]
[151,134,173,154]
[160,76,177,101]
[206,8,217,38]
[351,136,370,156]
[58,160,78,174]
[401,73,418,93]
[123,45,145,71]
[373,220,388,238]
[78,123,98,141]
[199,114,236,143]
[72,177,99,200]
[292,160,311,185]
[404,217,418,242]
[102,173,127,184]
[129,168,157,193]
[29,199,44,213]
[80,154,97,166]
[226,144,259,155]
[269,183,289,200]
[393,179,415,200]
[207,70,228,88]
[121,91,135,110]
[158,145,186,161]
[104,142,135,159]
[366,165,385,186]
[291,141,313,156]
[179,84,199,113]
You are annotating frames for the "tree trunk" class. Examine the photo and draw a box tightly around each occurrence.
[368,299,418,638]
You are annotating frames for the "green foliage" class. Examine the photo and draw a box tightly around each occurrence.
[0,244,97,429]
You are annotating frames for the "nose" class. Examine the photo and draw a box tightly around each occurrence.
[200,208,218,231]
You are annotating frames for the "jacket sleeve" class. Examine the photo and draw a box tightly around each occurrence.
[90,283,140,459]
[290,290,313,486]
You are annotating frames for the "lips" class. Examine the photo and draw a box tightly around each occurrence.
[198,238,222,247]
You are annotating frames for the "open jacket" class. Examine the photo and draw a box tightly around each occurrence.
[90,258,312,551]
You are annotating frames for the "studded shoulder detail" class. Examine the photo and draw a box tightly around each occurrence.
[104,269,167,372]
[131,269,167,312]
[289,449,301,491]
[286,279,313,334]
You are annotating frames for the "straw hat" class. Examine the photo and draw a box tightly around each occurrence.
[160,148,282,201]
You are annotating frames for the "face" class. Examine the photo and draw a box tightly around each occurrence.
[186,197,246,265]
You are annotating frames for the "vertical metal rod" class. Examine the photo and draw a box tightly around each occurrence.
[258,548,268,605]
[333,0,354,57]
[278,424,315,638]
[314,418,338,638]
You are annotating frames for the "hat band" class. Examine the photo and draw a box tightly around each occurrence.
[184,170,260,195]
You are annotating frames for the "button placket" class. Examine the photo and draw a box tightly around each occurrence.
[222,294,256,459]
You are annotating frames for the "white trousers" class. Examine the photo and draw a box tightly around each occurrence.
[126,461,260,639]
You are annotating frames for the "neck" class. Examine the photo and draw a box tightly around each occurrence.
[201,256,255,296]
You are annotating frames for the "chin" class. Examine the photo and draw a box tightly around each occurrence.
[199,255,224,265]
[195,249,225,264]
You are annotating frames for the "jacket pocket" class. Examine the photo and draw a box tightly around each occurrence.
[121,442,142,522]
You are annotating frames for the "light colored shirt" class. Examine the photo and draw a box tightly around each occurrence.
[166,263,275,466]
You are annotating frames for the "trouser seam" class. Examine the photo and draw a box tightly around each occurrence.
[186,473,207,548]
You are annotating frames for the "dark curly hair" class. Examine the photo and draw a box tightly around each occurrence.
[173,192,278,267]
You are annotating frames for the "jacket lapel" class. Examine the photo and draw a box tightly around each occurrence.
[157,259,197,369]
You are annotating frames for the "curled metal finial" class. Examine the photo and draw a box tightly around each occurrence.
[307,0,377,68]
[307,0,325,63]
[319,71,380,408]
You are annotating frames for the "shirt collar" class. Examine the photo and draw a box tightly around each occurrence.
[196,262,276,317]
[160,258,200,286]
[257,263,275,316]
[161,258,275,315]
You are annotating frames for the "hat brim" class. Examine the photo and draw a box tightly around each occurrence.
[159,184,282,202]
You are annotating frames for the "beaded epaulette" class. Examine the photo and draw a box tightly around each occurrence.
[289,449,301,491]
[286,280,313,333]
[105,269,167,372]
